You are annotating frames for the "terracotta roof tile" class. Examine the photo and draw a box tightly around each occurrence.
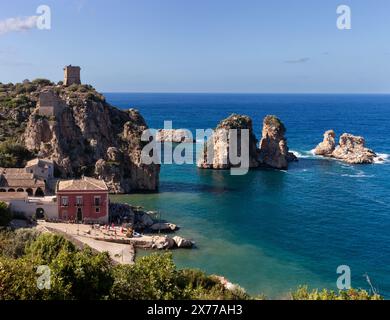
[57,176,108,191]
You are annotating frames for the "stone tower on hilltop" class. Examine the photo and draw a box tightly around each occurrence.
[63,65,81,86]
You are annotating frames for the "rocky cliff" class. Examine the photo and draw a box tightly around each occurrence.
[0,80,159,193]
[197,114,296,170]
[314,130,377,164]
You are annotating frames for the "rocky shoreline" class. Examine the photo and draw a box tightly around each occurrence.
[109,202,194,249]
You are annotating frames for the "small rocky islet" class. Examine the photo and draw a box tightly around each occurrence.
[314,129,380,164]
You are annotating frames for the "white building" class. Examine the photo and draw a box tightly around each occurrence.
[0,192,57,220]
[25,158,54,181]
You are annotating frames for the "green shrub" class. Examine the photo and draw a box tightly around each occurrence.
[0,202,12,227]
[25,233,76,264]
[110,253,181,300]
[67,84,79,92]
[0,256,46,300]
[0,140,35,167]
[31,79,53,87]
[0,229,39,258]
[263,115,286,133]
[290,286,383,300]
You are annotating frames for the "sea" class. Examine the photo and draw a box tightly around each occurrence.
[106,93,390,299]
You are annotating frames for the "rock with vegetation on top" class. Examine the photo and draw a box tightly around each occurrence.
[197,114,259,169]
[3,80,161,193]
[257,115,297,169]
[314,130,336,156]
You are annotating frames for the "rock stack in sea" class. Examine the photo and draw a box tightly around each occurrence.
[313,130,336,156]
[258,115,297,169]
[197,114,259,170]
[314,130,378,164]
[197,114,297,171]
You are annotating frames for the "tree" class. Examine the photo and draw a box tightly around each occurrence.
[0,202,12,227]
[0,256,45,300]
[0,140,34,168]
[110,253,181,300]
[0,229,39,258]
[25,233,76,264]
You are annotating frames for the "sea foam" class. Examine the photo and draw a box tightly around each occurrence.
[290,150,318,159]
[374,153,389,164]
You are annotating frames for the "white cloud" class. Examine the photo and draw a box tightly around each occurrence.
[0,16,38,35]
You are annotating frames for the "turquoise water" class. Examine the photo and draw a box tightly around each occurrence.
[107,93,390,298]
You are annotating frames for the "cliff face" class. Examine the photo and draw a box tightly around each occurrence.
[258,115,297,169]
[197,114,296,170]
[314,130,377,164]
[197,114,259,170]
[23,84,159,193]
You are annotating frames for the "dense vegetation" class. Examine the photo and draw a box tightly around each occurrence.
[0,202,12,227]
[0,227,382,300]
[0,140,35,167]
[263,115,286,133]
[0,230,248,300]
[290,286,382,300]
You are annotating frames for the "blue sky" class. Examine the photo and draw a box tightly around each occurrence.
[0,0,389,93]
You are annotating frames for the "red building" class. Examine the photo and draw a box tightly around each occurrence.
[56,177,109,224]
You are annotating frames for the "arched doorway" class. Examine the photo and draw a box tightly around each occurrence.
[26,188,33,196]
[35,187,45,197]
[36,208,45,220]
[77,207,83,222]
[8,188,15,192]
[16,188,24,192]
[0,189,6,192]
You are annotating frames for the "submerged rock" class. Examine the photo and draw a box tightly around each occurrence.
[257,115,297,169]
[172,236,194,248]
[314,130,336,156]
[332,133,377,164]
[149,222,178,232]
